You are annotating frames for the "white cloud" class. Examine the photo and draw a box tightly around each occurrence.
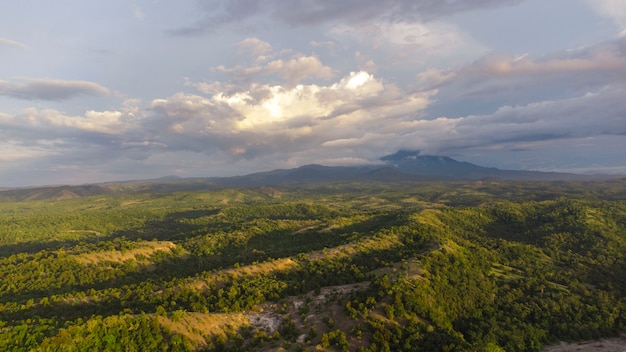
[150,92,242,135]
[191,81,246,96]
[8,76,618,175]
[149,71,432,158]
[217,38,341,86]
[2,71,625,185]
[236,37,273,62]
[214,54,335,85]
[237,38,272,54]
[0,37,27,49]
[266,56,335,83]
[310,40,335,48]
[0,106,137,140]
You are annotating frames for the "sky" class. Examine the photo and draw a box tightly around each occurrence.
[1,0,626,187]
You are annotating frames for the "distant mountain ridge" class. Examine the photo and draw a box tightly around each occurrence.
[0,151,623,201]
[213,151,620,187]
[0,184,112,202]
[378,150,606,181]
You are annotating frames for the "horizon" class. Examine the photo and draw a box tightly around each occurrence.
[2,1,626,187]
[2,152,624,190]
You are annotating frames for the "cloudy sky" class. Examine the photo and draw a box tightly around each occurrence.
[1,0,626,187]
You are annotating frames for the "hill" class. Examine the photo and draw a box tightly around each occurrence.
[0,184,112,202]
[0,180,625,351]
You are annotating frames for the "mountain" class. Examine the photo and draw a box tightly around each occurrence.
[211,164,381,187]
[211,151,621,187]
[382,151,493,178]
[1,152,622,201]
[380,150,615,181]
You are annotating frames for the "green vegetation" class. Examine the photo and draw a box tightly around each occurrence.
[1,180,625,351]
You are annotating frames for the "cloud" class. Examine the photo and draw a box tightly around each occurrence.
[0,100,160,184]
[0,139,51,162]
[396,85,626,158]
[209,38,336,86]
[214,54,335,85]
[328,20,486,68]
[6,0,626,187]
[149,70,432,159]
[588,0,626,35]
[468,46,626,77]
[173,0,524,35]
[236,37,273,59]
[2,71,625,185]
[0,99,143,171]
[310,40,335,48]
[0,79,110,101]
[266,56,335,83]
[415,37,626,113]
[134,7,145,20]
[9,70,623,174]
[0,37,27,49]
[355,52,378,73]
[0,108,135,140]
[416,68,456,89]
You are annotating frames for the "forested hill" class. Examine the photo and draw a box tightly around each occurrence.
[0,184,112,202]
[0,180,625,351]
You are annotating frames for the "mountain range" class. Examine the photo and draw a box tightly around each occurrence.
[1,151,623,201]
[208,151,622,186]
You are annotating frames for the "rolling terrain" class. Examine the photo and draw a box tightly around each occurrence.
[0,180,625,351]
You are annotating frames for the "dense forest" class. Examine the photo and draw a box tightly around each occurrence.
[0,179,625,351]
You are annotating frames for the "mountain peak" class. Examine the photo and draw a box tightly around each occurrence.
[380,150,421,161]
[380,151,457,164]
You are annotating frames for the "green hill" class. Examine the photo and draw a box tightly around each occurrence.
[0,180,625,351]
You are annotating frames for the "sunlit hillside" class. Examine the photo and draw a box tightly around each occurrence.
[1,180,626,351]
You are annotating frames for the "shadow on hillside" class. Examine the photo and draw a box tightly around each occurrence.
[0,210,399,306]
[0,209,222,258]
[0,232,431,328]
